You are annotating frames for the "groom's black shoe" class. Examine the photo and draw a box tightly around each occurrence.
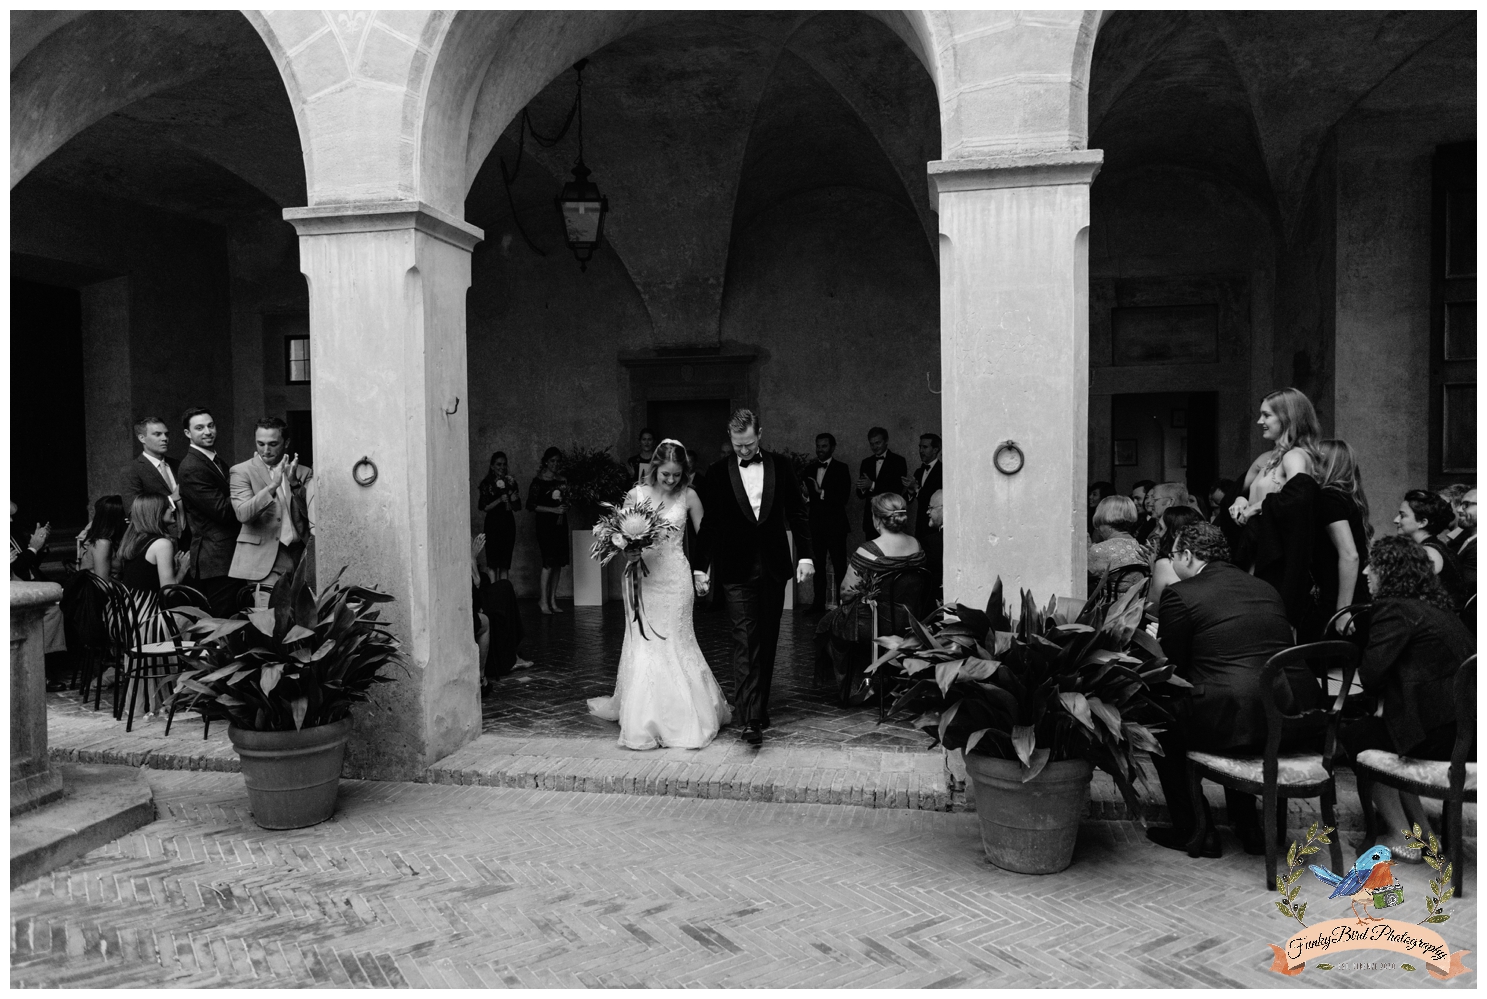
[742,723,763,746]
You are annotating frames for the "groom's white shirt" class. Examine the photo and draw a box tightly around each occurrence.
[740,460,764,518]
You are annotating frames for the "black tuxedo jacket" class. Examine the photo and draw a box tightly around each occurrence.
[1157,561,1315,752]
[912,461,943,538]
[693,451,812,584]
[122,453,178,512]
[805,458,851,539]
[178,447,241,579]
[858,450,908,531]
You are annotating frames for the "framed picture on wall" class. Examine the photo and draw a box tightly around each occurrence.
[1113,439,1138,466]
[1170,408,1186,428]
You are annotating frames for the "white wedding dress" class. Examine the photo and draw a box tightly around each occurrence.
[587,490,732,750]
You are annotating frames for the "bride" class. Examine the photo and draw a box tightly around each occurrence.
[587,439,732,749]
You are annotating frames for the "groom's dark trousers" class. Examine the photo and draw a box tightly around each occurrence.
[722,561,787,728]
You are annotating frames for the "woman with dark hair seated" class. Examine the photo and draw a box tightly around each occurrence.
[1342,535,1475,861]
[1087,480,1115,541]
[1146,505,1205,609]
[1395,489,1466,611]
[814,493,926,706]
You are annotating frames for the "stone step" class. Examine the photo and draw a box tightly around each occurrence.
[11,763,156,888]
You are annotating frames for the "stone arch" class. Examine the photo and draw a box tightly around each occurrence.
[11,10,296,189]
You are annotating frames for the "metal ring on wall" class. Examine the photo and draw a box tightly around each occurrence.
[352,456,379,486]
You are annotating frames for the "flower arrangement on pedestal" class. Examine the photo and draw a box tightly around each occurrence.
[559,443,632,526]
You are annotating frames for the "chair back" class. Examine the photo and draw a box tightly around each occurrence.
[1322,602,1373,645]
[1449,654,1476,792]
[1463,594,1476,636]
[874,568,930,637]
[1258,640,1360,773]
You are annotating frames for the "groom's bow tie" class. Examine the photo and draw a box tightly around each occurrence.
[738,455,763,468]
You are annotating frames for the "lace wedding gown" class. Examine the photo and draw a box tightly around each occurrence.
[587,493,732,749]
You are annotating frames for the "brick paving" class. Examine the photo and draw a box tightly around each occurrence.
[11,768,1475,988]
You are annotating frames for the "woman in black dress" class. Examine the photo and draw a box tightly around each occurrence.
[477,451,521,580]
[528,447,570,615]
[1309,439,1373,639]
[1343,536,1474,858]
[1395,489,1467,610]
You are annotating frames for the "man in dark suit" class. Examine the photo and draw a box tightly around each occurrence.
[855,427,908,541]
[691,409,813,746]
[804,432,851,612]
[1145,521,1317,857]
[907,433,943,594]
[121,415,180,514]
[177,407,242,616]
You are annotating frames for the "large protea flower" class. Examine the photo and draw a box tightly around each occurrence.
[618,511,652,536]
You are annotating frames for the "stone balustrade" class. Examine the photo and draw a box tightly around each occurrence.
[12,581,65,815]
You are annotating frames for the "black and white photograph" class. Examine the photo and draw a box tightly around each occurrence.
[9,7,1477,989]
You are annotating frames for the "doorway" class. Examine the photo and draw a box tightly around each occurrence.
[12,279,87,529]
[1109,392,1218,501]
[647,399,731,475]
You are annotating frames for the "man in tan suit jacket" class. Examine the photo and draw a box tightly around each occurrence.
[229,417,314,586]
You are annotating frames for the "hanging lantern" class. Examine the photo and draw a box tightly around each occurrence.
[556,159,608,270]
[554,59,608,271]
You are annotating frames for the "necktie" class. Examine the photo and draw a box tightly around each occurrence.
[738,455,762,468]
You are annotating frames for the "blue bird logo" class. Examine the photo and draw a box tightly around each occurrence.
[1310,846,1397,924]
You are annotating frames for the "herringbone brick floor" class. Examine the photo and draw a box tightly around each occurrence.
[11,769,1475,988]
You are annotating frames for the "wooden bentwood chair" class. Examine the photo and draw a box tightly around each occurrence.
[1184,640,1358,889]
[1352,654,1476,898]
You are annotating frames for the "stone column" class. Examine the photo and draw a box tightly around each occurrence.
[12,582,65,815]
[284,202,484,779]
[930,151,1102,608]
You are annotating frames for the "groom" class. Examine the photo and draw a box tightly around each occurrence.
[692,408,813,745]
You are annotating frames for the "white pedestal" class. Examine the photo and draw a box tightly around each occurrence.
[783,530,794,612]
[571,529,608,606]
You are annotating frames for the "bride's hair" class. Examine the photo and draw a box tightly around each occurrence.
[644,440,693,490]
[871,493,910,534]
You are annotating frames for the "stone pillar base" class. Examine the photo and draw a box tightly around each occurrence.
[11,768,64,816]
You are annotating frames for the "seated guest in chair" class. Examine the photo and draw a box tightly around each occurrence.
[229,417,313,595]
[1395,489,1467,611]
[1145,522,1321,857]
[1341,535,1475,861]
[1454,487,1477,597]
[814,493,926,706]
[1088,496,1148,599]
[1145,505,1205,611]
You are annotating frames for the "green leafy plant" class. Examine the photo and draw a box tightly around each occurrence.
[1407,823,1453,924]
[875,575,1186,814]
[1275,822,1335,925]
[561,443,633,518]
[170,558,407,732]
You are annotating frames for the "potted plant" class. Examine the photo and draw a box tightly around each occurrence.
[872,577,1185,873]
[170,557,407,829]
[560,442,633,528]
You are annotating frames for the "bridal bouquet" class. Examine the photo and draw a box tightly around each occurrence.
[590,498,680,639]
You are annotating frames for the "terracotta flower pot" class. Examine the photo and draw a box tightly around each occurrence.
[962,753,1093,874]
[227,716,353,830]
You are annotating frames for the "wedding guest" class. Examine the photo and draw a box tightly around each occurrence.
[117,494,191,717]
[805,433,851,612]
[1140,482,1193,544]
[909,434,943,594]
[1130,480,1156,540]
[1230,388,1324,631]
[1395,489,1467,610]
[626,428,658,484]
[1438,484,1470,548]
[529,447,570,615]
[1146,522,1320,857]
[1088,496,1148,597]
[177,407,241,616]
[121,415,180,514]
[856,427,908,541]
[1205,478,1239,523]
[478,451,522,581]
[1452,488,1477,596]
[1088,481,1115,540]
[12,500,67,686]
[1309,439,1372,639]
[814,493,926,705]
[927,489,944,531]
[1342,536,1475,858]
[229,418,312,589]
[78,494,127,580]
[1146,505,1204,609]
